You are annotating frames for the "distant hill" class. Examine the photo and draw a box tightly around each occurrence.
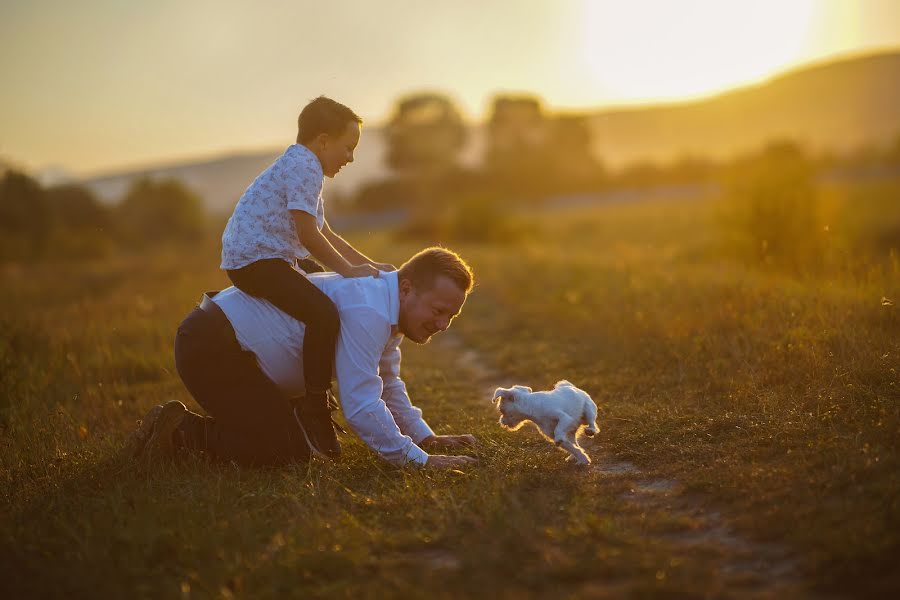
[82,128,427,214]
[590,51,900,167]
[82,128,484,215]
[80,50,900,213]
[85,149,287,213]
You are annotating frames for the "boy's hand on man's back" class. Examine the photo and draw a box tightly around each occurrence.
[371,262,396,272]
[344,264,379,278]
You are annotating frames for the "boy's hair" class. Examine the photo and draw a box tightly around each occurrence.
[297,96,363,143]
[398,247,474,294]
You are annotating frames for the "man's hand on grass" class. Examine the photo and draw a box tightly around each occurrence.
[421,434,477,452]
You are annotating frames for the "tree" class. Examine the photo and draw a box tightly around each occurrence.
[545,114,600,186]
[116,177,206,244]
[722,140,823,269]
[0,170,52,258]
[45,184,112,232]
[485,95,601,197]
[486,95,547,172]
[386,93,467,173]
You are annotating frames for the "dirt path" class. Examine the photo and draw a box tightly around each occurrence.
[435,332,821,599]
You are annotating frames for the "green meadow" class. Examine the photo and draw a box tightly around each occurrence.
[1,182,898,599]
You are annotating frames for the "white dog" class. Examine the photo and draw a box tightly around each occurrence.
[492,380,599,465]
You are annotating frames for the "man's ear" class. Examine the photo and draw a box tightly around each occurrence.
[398,277,413,300]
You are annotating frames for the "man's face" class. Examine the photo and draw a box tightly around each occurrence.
[318,121,360,178]
[398,275,467,344]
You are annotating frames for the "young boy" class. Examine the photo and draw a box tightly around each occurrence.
[220,96,392,459]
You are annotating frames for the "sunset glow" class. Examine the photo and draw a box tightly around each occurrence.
[582,0,816,102]
[1,0,899,175]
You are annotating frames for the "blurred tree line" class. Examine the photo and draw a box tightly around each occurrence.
[356,93,610,241]
[4,90,897,266]
[0,171,206,262]
[355,91,900,253]
[356,93,608,213]
[720,139,900,273]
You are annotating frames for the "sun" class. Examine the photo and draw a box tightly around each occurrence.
[582,0,816,103]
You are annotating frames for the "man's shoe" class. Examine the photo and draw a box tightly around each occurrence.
[143,400,187,463]
[121,404,163,460]
[293,399,341,459]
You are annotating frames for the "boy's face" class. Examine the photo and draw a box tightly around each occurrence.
[317,121,360,178]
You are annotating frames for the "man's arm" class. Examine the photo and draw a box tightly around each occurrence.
[379,337,479,463]
[336,310,477,468]
[335,307,430,466]
[322,219,395,272]
[293,211,378,278]
[377,338,436,444]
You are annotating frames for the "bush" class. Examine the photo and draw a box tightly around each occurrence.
[45,184,113,233]
[116,178,206,246]
[0,171,52,259]
[396,194,532,244]
[720,141,826,271]
[0,172,210,262]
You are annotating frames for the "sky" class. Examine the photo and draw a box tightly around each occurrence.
[2,0,900,177]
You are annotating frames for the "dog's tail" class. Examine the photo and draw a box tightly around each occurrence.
[582,400,599,437]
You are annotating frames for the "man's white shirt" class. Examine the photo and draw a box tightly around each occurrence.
[220,144,326,270]
[211,269,434,466]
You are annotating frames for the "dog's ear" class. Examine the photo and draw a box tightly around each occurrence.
[493,387,512,403]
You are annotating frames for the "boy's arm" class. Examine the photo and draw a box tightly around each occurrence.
[322,219,396,271]
[293,211,377,278]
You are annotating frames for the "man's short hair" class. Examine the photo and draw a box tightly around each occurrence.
[398,247,474,294]
[297,96,363,144]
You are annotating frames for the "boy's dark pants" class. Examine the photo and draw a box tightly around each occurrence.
[226,258,337,397]
[173,294,310,466]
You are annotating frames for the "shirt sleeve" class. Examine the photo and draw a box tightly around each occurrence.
[285,155,323,217]
[335,307,429,467]
[379,336,436,444]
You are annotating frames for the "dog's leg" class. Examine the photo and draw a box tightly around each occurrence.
[533,418,558,444]
[582,400,599,437]
[553,416,591,465]
[552,415,579,446]
[559,437,591,465]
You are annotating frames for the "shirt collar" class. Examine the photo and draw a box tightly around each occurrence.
[291,144,324,179]
[382,270,400,326]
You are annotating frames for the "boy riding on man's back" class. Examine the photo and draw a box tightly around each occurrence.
[220,96,393,459]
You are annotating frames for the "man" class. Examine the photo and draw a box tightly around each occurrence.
[125,247,478,470]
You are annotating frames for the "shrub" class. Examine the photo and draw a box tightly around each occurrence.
[0,171,52,259]
[720,141,825,271]
[397,194,532,244]
[116,178,206,246]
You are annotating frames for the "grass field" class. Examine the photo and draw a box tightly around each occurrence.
[1,187,898,598]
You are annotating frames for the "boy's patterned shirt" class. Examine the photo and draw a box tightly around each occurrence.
[220,144,325,270]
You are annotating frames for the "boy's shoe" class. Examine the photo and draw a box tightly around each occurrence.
[293,394,341,459]
[121,404,163,460]
[143,400,187,463]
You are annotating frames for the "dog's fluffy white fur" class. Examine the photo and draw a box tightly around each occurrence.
[492,380,599,465]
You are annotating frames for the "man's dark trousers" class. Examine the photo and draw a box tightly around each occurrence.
[173,293,310,466]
